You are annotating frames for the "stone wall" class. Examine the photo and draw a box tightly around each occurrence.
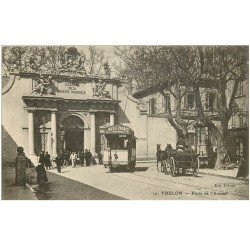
[2,75,31,161]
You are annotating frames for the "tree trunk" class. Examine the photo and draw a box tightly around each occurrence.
[214,134,231,169]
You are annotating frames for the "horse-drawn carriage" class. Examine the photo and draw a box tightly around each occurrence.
[157,146,199,177]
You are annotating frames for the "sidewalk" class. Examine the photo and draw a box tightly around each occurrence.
[1,162,37,200]
[199,168,240,180]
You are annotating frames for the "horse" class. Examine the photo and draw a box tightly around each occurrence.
[157,144,175,172]
[156,150,169,173]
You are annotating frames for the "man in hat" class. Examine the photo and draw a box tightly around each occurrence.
[15,147,31,186]
[44,151,51,170]
[55,154,63,173]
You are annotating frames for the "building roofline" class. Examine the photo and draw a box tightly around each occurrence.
[132,81,218,99]
[22,94,121,103]
[132,85,161,99]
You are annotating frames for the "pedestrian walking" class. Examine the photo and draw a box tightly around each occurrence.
[80,150,85,167]
[236,153,248,179]
[39,151,45,165]
[44,151,51,170]
[98,151,103,165]
[55,154,63,173]
[15,147,31,186]
[85,149,90,166]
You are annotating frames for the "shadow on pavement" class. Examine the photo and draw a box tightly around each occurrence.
[134,167,149,172]
[33,171,125,200]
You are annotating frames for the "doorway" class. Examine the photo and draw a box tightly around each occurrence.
[60,115,85,153]
[65,130,84,153]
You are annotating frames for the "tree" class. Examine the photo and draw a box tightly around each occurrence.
[195,46,248,169]
[115,46,194,145]
[2,46,111,77]
[84,46,106,76]
[115,45,249,169]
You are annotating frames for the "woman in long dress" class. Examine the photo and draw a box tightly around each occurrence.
[15,147,31,186]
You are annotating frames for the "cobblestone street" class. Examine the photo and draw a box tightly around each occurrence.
[30,163,249,200]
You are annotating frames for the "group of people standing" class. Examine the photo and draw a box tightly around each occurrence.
[67,149,93,167]
[62,149,102,168]
[13,147,104,187]
[39,150,63,174]
[38,149,103,173]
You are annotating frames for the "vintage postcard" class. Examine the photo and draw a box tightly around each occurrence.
[1,45,249,200]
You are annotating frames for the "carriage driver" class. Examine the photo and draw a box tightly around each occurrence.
[177,144,184,152]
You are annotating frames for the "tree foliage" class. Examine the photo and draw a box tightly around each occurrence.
[115,45,249,168]
[2,46,112,78]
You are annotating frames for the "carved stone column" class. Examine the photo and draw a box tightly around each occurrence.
[51,111,57,154]
[90,113,96,155]
[113,84,118,100]
[110,113,115,126]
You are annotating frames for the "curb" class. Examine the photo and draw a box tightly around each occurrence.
[26,183,38,199]
[199,171,241,180]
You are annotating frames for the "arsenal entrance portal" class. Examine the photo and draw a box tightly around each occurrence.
[61,115,85,153]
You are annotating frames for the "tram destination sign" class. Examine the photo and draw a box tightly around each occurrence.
[104,125,132,134]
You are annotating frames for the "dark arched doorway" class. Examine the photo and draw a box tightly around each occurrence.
[60,115,84,153]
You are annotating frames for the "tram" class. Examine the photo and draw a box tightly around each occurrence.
[100,125,136,172]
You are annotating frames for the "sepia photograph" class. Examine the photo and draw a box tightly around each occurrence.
[1,1,250,250]
[1,45,249,200]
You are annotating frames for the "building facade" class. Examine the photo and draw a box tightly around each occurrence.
[2,72,120,162]
[2,72,248,163]
[132,81,249,163]
[228,81,249,161]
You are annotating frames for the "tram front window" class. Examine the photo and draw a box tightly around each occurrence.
[107,135,130,150]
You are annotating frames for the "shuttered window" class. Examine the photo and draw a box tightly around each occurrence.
[163,94,170,113]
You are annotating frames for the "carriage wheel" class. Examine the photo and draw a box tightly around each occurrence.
[161,160,166,173]
[192,158,199,177]
[169,157,176,177]
[162,160,167,174]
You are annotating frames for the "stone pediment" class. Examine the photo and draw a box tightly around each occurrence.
[13,72,121,99]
